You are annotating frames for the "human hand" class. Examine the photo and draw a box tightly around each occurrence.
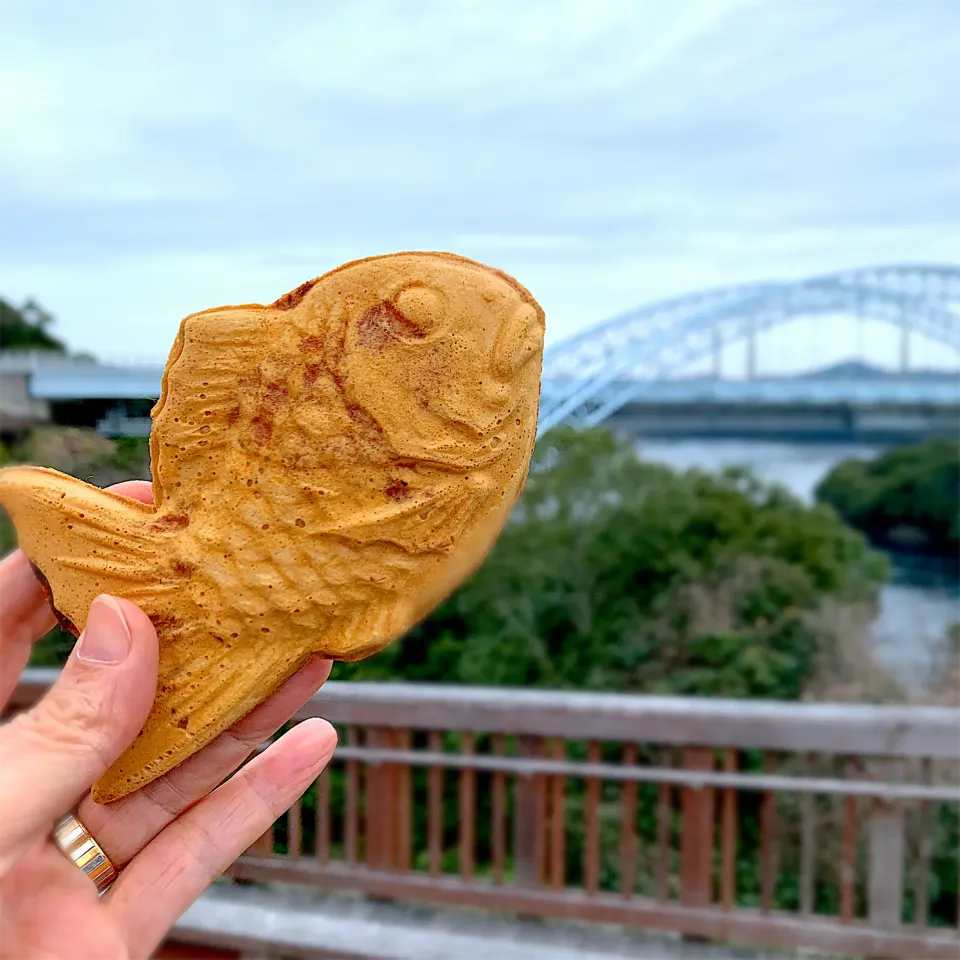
[0,480,337,960]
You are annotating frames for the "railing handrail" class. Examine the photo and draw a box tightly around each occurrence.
[13,668,960,759]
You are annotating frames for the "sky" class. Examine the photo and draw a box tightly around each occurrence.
[1,0,958,372]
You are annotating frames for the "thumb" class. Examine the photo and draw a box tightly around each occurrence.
[0,595,158,873]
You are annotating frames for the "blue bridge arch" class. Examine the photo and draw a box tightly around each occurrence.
[537,265,960,437]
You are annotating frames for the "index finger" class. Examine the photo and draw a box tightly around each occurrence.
[102,481,155,506]
[0,479,154,703]
[107,719,337,956]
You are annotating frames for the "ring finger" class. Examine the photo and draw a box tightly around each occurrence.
[77,654,331,866]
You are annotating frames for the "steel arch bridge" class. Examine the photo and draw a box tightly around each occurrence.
[537,264,960,437]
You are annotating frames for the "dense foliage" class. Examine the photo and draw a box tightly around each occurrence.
[7,425,957,924]
[0,284,953,925]
[338,426,890,700]
[815,439,960,559]
[12,426,892,692]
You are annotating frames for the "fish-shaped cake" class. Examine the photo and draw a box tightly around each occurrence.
[0,252,545,802]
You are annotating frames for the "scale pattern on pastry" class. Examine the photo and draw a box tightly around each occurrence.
[0,252,545,802]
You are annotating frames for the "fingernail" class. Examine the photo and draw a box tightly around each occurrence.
[77,595,132,665]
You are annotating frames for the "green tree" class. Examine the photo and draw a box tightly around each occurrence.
[0,297,67,352]
[11,424,956,923]
[815,439,960,558]
[338,426,889,699]
[9,424,891,697]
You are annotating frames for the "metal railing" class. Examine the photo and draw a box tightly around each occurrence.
[10,671,960,959]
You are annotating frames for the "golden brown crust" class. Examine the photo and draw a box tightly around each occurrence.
[29,562,79,637]
[191,251,541,318]
[0,252,544,802]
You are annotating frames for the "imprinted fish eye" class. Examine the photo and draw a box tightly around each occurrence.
[355,285,445,349]
[393,284,444,336]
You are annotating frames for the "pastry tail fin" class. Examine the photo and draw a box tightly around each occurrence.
[0,465,167,635]
[0,465,318,804]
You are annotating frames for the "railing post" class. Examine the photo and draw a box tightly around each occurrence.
[514,735,545,888]
[394,729,413,871]
[868,797,905,932]
[248,828,273,859]
[365,727,396,871]
[679,746,716,910]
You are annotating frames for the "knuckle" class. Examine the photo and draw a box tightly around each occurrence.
[13,681,114,764]
[188,815,233,872]
[222,726,262,757]
[143,768,197,819]
[242,758,298,822]
[176,799,252,882]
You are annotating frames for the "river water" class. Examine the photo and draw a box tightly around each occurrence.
[636,439,960,690]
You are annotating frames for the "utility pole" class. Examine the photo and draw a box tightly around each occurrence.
[746,315,757,381]
[712,321,722,379]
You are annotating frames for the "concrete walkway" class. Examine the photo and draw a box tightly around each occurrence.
[174,883,800,960]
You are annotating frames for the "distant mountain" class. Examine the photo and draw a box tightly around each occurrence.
[798,361,889,380]
[798,360,958,382]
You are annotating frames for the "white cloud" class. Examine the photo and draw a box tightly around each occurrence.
[0,0,957,369]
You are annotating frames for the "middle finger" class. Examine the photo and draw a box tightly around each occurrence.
[77,655,332,865]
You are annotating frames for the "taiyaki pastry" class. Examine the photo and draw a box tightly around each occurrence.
[0,252,545,802]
